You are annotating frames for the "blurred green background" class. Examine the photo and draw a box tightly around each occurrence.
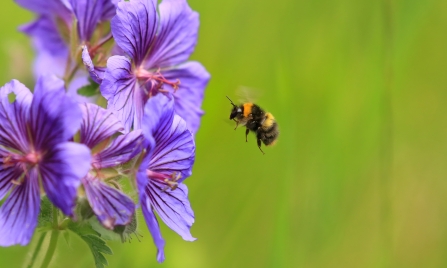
[1,0,447,267]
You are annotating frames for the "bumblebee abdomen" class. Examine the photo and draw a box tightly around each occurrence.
[257,120,279,146]
[262,113,275,129]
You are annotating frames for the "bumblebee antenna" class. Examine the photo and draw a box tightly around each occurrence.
[226,96,237,107]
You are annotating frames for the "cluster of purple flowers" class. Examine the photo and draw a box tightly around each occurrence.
[0,0,209,263]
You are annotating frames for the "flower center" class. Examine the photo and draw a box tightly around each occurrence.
[146,170,181,191]
[3,151,41,167]
[3,151,42,185]
[135,67,180,97]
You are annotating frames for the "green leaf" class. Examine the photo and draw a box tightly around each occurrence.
[77,82,99,97]
[37,197,53,228]
[80,234,112,268]
[89,218,121,242]
[68,221,113,268]
[67,221,96,236]
[69,18,80,61]
[76,197,95,221]
[63,231,71,246]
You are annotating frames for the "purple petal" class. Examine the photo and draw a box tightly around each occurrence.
[0,155,22,200]
[101,56,144,132]
[142,94,195,182]
[94,130,144,168]
[144,0,199,68]
[100,0,119,20]
[0,80,32,152]
[30,75,83,149]
[69,0,106,41]
[19,15,68,57]
[32,50,68,78]
[40,142,91,216]
[141,93,174,141]
[112,0,158,65]
[80,103,123,148]
[82,174,135,228]
[0,170,40,246]
[146,180,195,241]
[162,61,210,135]
[137,171,165,263]
[82,45,105,84]
[15,0,71,19]
[150,113,195,182]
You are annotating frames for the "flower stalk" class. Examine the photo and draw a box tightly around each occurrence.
[40,206,60,268]
[26,233,46,268]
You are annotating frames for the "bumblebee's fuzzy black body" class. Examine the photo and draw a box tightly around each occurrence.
[227,96,279,154]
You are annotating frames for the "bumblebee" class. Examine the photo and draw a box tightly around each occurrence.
[227,96,279,154]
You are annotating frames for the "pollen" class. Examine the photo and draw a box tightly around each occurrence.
[162,172,182,192]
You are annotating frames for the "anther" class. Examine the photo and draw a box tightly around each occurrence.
[162,172,182,192]
[11,180,22,186]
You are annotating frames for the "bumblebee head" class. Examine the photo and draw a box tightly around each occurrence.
[227,96,241,119]
[230,106,242,120]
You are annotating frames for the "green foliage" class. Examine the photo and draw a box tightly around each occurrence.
[68,221,113,268]
[89,213,139,243]
[62,230,71,246]
[36,197,53,232]
[77,80,99,97]
[76,197,95,221]
[89,218,121,242]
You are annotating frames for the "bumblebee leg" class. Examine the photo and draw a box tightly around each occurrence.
[233,119,239,130]
[257,138,265,155]
[245,128,250,142]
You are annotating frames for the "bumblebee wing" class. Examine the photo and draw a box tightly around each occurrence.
[236,85,262,104]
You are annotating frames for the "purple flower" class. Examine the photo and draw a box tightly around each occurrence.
[137,93,196,262]
[68,0,118,42]
[101,0,210,134]
[79,103,144,229]
[0,76,91,246]
[16,0,117,77]
[82,45,106,84]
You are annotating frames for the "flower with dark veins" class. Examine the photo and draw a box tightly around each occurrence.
[79,103,144,229]
[0,75,91,246]
[137,93,196,262]
[16,0,118,79]
[101,0,210,134]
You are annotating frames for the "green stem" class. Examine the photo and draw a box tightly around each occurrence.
[64,64,80,88]
[27,233,46,268]
[40,206,60,268]
[40,230,59,268]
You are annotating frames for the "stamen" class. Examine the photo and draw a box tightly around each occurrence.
[11,180,22,186]
[135,67,181,96]
[10,173,27,186]
[146,170,182,191]
[162,172,181,192]
[3,151,41,167]
[3,152,41,185]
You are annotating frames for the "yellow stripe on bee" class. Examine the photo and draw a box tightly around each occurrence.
[266,139,277,147]
[243,103,253,117]
[262,113,275,129]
